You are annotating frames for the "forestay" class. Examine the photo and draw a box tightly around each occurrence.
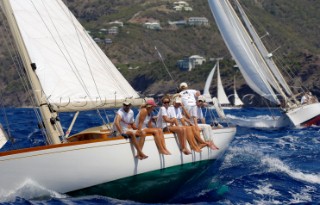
[3,0,140,111]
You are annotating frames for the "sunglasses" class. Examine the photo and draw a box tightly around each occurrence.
[163,101,170,104]
[198,100,203,103]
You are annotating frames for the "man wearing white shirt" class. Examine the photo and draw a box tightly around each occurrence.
[190,95,219,150]
[113,99,148,160]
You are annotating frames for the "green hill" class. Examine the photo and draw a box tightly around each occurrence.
[0,0,319,106]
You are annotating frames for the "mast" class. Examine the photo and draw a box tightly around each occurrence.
[233,0,295,103]
[2,0,63,144]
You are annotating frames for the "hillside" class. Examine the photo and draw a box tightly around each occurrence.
[0,0,319,106]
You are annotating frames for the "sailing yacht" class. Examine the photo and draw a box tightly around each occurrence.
[204,59,243,109]
[233,76,244,107]
[0,0,236,197]
[208,0,320,126]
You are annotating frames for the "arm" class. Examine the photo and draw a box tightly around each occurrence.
[114,114,124,134]
[163,115,178,126]
[137,108,147,130]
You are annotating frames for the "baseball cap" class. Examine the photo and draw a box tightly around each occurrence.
[197,95,206,102]
[123,99,131,105]
[146,99,157,107]
[179,82,188,89]
[174,97,182,104]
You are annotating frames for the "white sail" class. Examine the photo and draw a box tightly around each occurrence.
[4,0,140,112]
[233,76,244,106]
[203,64,217,102]
[208,0,280,104]
[234,0,293,97]
[217,61,230,105]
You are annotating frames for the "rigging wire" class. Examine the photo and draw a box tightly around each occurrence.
[154,46,176,84]
[237,1,306,94]
[0,8,49,144]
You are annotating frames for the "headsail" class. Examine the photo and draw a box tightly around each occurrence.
[2,0,141,112]
[233,76,244,106]
[203,63,217,103]
[208,0,280,104]
[216,61,230,105]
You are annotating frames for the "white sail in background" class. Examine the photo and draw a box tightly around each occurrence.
[217,62,230,105]
[208,0,280,104]
[203,64,217,102]
[233,76,244,106]
[5,0,140,111]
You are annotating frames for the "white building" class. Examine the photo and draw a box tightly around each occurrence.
[173,1,192,11]
[108,26,118,34]
[109,20,124,27]
[177,55,206,71]
[143,22,161,30]
[188,17,209,26]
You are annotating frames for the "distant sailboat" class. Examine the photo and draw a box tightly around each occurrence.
[208,0,320,126]
[233,76,244,107]
[0,0,236,197]
[204,59,239,108]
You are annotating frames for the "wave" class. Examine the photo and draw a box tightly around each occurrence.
[226,114,290,128]
[262,157,320,184]
[0,179,67,203]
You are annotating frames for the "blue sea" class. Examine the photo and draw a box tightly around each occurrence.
[0,107,320,204]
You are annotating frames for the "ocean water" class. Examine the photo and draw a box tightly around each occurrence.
[0,107,320,204]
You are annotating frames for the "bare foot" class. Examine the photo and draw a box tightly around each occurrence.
[193,147,202,153]
[160,149,171,155]
[181,148,191,155]
[207,142,219,150]
[199,143,207,149]
[136,154,149,160]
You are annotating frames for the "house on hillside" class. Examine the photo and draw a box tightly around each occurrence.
[177,55,206,71]
[143,22,161,30]
[168,20,187,26]
[108,26,118,34]
[188,17,209,26]
[109,20,124,27]
[173,1,192,11]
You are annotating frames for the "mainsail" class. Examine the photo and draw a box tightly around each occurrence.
[1,0,141,112]
[208,0,281,104]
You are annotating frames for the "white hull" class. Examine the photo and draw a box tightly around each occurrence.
[0,127,236,196]
[285,102,320,126]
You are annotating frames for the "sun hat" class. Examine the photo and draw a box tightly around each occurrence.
[146,99,157,107]
[179,82,188,89]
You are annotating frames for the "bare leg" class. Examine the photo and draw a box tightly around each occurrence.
[144,128,171,155]
[185,126,201,152]
[169,126,191,155]
[191,126,219,150]
[127,131,148,160]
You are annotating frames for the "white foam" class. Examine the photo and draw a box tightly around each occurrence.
[0,179,67,202]
[262,157,320,184]
[289,185,315,204]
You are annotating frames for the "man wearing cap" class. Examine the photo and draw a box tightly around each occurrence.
[179,82,201,113]
[135,99,171,155]
[113,99,148,160]
[189,95,219,150]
